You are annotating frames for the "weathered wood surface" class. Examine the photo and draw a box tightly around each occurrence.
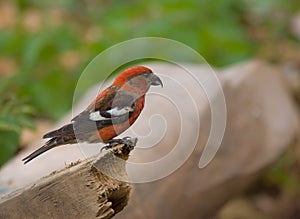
[0,138,136,219]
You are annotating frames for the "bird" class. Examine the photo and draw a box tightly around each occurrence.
[22,66,163,164]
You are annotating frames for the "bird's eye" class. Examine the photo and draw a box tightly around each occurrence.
[143,73,151,77]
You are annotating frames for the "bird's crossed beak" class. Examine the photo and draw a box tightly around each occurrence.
[150,74,163,87]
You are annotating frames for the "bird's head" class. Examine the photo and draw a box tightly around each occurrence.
[113,66,163,94]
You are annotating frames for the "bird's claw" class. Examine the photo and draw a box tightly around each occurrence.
[100,137,137,152]
[100,139,123,152]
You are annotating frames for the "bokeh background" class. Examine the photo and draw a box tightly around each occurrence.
[1,0,300,217]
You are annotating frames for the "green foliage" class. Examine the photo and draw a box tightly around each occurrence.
[0,88,35,165]
[0,24,84,117]
[0,131,20,167]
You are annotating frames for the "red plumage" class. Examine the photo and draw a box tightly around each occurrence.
[23,66,163,164]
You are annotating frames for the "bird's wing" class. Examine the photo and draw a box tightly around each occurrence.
[72,88,136,122]
[69,88,136,134]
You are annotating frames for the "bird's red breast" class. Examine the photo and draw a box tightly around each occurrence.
[97,95,145,142]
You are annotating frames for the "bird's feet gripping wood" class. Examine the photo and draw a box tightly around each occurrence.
[101,137,137,153]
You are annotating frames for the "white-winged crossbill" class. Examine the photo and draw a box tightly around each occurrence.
[23,66,163,164]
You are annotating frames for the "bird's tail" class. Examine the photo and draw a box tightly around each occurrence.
[22,136,76,164]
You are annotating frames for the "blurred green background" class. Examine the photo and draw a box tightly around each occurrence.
[0,0,299,166]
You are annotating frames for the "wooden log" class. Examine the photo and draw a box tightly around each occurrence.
[0,138,137,219]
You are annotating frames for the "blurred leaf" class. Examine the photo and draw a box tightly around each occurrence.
[0,84,36,166]
[0,131,19,166]
[0,115,22,133]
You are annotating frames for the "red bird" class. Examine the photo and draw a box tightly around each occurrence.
[23,66,163,164]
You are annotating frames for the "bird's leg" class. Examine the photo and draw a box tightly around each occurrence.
[101,137,137,152]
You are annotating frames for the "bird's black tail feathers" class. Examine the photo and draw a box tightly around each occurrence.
[22,123,78,164]
[22,137,73,164]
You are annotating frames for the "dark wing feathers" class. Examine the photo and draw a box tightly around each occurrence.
[72,89,135,122]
